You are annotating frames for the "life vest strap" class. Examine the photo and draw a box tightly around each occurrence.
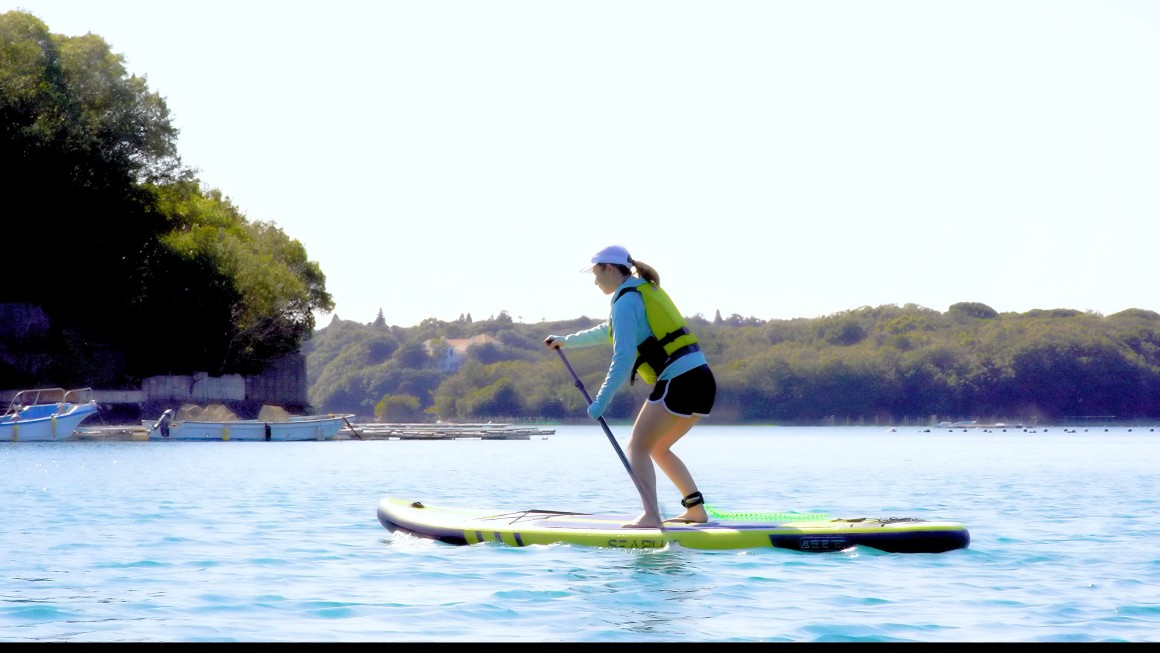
[630,342,701,385]
[655,326,690,347]
[664,343,701,365]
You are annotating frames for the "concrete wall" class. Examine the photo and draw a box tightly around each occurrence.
[136,353,307,405]
[244,353,307,404]
[4,352,308,410]
[141,372,247,401]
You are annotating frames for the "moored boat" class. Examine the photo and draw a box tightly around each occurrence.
[142,409,354,441]
[1,387,101,441]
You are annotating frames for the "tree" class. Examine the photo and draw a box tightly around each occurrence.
[1,11,184,368]
[948,302,999,320]
[375,394,423,422]
[463,378,524,418]
[395,342,432,369]
[0,11,334,383]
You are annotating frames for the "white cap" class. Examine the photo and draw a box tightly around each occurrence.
[580,244,632,272]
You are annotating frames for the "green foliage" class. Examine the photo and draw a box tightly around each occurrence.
[375,394,422,422]
[0,11,333,386]
[395,342,433,369]
[1109,308,1160,321]
[1023,308,1083,319]
[948,302,999,320]
[816,315,866,346]
[463,377,523,418]
[467,340,536,365]
[146,181,334,374]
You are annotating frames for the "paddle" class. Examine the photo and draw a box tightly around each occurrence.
[553,347,634,476]
[552,347,661,523]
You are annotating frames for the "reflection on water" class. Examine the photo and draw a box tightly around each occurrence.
[589,546,720,636]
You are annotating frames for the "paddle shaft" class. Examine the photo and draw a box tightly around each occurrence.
[553,348,634,477]
[554,346,664,524]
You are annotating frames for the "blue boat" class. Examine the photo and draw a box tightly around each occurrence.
[1,387,101,441]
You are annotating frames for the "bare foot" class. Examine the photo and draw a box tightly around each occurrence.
[622,512,662,528]
[666,507,708,524]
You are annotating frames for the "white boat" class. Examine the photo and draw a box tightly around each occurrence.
[142,409,355,441]
[1,387,101,442]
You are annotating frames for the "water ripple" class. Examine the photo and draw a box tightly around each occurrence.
[2,427,1160,641]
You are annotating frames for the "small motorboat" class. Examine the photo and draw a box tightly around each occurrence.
[1,387,100,441]
[142,409,355,441]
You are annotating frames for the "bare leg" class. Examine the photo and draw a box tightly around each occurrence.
[621,400,703,527]
[653,417,707,523]
[621,402,661,527]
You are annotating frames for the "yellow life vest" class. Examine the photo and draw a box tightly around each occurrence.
[611,282,700,384]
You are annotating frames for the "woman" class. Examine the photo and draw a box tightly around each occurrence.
[545,245,716,528]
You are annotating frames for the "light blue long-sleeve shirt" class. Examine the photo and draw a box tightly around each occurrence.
[551,277,707,419]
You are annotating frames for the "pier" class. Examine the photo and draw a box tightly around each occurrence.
[340,422,554,440]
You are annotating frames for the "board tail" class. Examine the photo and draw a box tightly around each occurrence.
[705,505,829,522]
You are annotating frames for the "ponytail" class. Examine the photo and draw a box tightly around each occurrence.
[607,254,661,286]
[628,258,660,286]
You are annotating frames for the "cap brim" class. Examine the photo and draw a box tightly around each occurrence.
[579,263,596,273]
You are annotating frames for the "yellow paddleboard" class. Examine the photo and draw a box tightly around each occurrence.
[376,497,970,554]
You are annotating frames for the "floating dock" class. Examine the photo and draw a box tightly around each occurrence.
[341,422,554,440]
[71,422,554,441]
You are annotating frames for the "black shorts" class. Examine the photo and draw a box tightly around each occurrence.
[648,364,716,417]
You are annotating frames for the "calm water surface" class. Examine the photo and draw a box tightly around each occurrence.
[2,425,1158,642]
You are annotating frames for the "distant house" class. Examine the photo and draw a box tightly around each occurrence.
[423,334,502,372]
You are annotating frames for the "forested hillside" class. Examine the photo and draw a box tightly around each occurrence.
[305,303,1160,425]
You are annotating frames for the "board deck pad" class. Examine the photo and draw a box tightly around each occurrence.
[377,498,970,554]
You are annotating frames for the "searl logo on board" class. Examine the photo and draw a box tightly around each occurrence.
[606,538,665,549]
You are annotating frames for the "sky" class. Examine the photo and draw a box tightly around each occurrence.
[9,1,1160,329]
